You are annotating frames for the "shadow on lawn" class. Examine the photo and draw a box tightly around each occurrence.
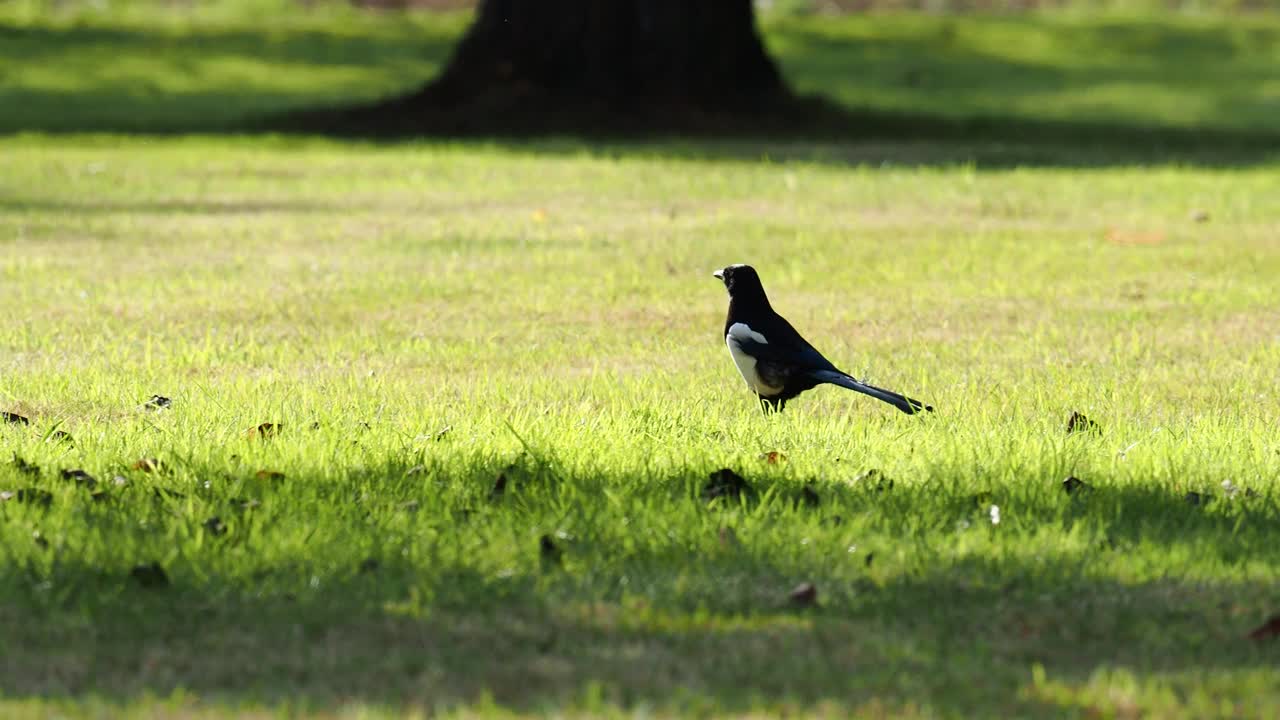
[3,17,1279,168]
[2,459,1278,715]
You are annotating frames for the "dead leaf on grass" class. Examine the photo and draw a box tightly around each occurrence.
[255,469,285,481]
[131,458,165,474]
[60,469,97,488]
[1247,614,1280,641]
[144,395,172,410]
[1062,475,1090,495]
[231,497,260,512]
[703,468,751,501]
[1067,411,1101,435]
[246,422,281,440]
[788,582,818,608]
[760,451,786,465]
[203,517,227,537]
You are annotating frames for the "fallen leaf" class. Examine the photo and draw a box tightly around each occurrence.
[60,469,97,488]
[131,458,165,473]
[203,517,227,537]
[246,422,280,440]
[144,395,172,410]
[255,469,285,481]
[760,451,786,465]
[1185,491,1211,507]
[2,411,29,426]
[130,562,169,589]
[788,582,818,608]
[1247,614,1280,641]
[703,468,751,502]
[1066,411,1101,435]
[231,497,260,512]
[1062,475,1090,495]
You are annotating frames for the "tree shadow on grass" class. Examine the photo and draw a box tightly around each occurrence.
[2,458,1278,715]
[3,17,1279,169]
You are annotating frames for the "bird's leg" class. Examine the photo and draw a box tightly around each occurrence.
[758,395,784,414]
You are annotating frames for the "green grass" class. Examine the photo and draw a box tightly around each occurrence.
[3,3,1280,718]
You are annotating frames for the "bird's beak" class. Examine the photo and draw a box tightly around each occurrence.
[712,269,724,280]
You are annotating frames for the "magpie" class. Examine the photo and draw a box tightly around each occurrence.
[713,264,932,414]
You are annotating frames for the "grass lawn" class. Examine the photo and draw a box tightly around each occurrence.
[2,3,1280,717]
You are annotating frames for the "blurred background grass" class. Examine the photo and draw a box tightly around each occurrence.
[2,0,1278,141]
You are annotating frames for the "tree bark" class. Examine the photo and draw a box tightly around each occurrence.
[370,0,794,134]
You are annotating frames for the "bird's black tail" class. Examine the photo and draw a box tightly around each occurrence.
[810,370,933,415]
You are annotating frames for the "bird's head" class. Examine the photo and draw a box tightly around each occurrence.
[713,264,767,301]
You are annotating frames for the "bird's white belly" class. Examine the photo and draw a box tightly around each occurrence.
[725,323,783,395]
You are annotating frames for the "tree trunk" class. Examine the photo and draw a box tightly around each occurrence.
[365,0,795,134]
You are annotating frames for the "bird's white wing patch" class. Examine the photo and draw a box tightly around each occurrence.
[725,323,782,395]
[726,322,768,346]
